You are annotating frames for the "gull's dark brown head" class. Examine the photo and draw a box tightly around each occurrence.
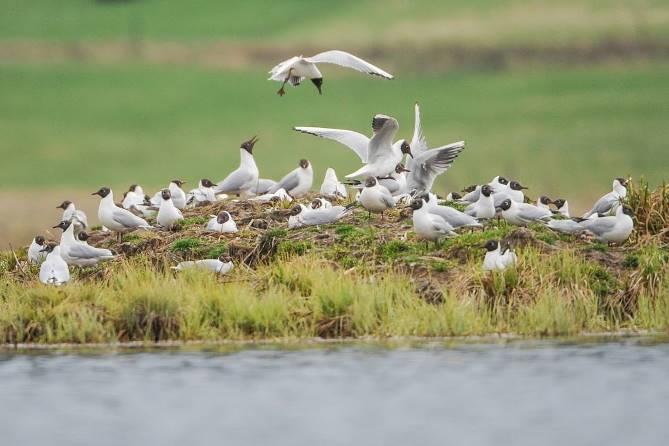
[241,136,258,154]
[539,196,552,205]
[311,199,323,209]
[218,255,233,263]
[201,179,215,188]
[92,187,111,198]
[450,192,462,200]
[299,159,310,169]
[217,211,230,224]
[481,185,493,197]
[622,206,634,217]
[77,231,90,242]
[364,176,377,188]
[128,184,139,192]
[498,176,509,185]
[52,220,71,231]
[484,239,499,252]
[40,242,58,253]
[395,163,410,174]
[400,140,412,158]
[615,177,629,187]
[552,198,566,209]
[510,181,527,191]
[161,189,171,201]
[171,180,186,188]
[311,78,323,95]
[290,205,303,216]
[409,199,424,211]
[463,185,477,193]
[56,200,72,210]
[34,235,46,246]
[500,199,513,211]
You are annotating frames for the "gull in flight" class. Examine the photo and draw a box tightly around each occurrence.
[294,114,412,179]
[269,50,393,96]
[214,136,260,198]
[39,243,70,286]
[56,200,88,228]
[173,255,234,275]
[482,240,517,272]
[92,187,152,242]
[268,159,313,198]
[406,104,465,194]
[582,177,628,218]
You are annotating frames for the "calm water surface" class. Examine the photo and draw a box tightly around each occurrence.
[1,338,668,446]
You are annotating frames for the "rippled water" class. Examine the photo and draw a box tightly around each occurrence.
[1,338,668,446]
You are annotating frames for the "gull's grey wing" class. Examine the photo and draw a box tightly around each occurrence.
[367,118,399,164]
[407,141,465,193]
[410,103,429,157]
[517,204,552,222]
[67,244,113,260]
[307,50,394,79]
[378,178,400,195]
[584,192,619,217]
[113,208,149,228]
[215,168,252,193]
[582,217,617,236]
[380,187,396,209]
[270,169,300,194]
[253,178,277,195]
[293,127,370,163]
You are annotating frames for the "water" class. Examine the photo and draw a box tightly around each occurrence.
[1,338,668,446]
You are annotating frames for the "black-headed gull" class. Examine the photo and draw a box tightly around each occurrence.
[214,136,260,198]
[294,114,412,179]
[464,185,496,219]
[92,187,151,242]
[56,200,88,228]
[358,176,395,218]
[268,159,313,198]
[38,243,70,286]
[482,240,517,272]
[580,205,634,244]
[410,199,457,242]
[157,189,184,229]
[287,203,353,228]
[499,198,552,226]
[582,177,628,218]
[173,255,234,275]
[206,211,238,233]
[269,50,393,96]
[551,198,570,218]
[422,193,482,229]
[53,219,115,267]
[28,235,47,264]
[187,179,218,207]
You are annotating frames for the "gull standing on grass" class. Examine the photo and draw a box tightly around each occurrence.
[157,189,184,229]
[294,114,412,179]
[269,50,393,96]
[358,176,396,218]
[173,255,234,275]
[39,243,70,286]
[482,240,517,272]
[410,199,457,243]
[28,235,48,264]
[465,185,496,219]
[123,184,156,218]
[582,177,628,218]
[320,168,348,199]
[405,104,465,194]
[206,211,238,233]
[493,180,528,208]
[93,187,151,242]
[214,136,260,198]
[56,200,88,228]
[580,205,634,244]
[53,220,115,267]
[268,159,313,198]
[422,193,482,229]
[499,198,552,226]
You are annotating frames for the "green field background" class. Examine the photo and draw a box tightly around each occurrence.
[1,0,668,245]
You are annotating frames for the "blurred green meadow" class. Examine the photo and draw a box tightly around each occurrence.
[1,0,669,246]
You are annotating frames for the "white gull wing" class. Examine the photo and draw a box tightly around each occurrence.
[407,141,465,193]
[367,117,399,164]
[293,127,370,163]
[112,208,149,229]
[581,216,617,236]
[306,50,393,79]
[268,56,301,80]
[410,103,429,157]
[66,243,114,261]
